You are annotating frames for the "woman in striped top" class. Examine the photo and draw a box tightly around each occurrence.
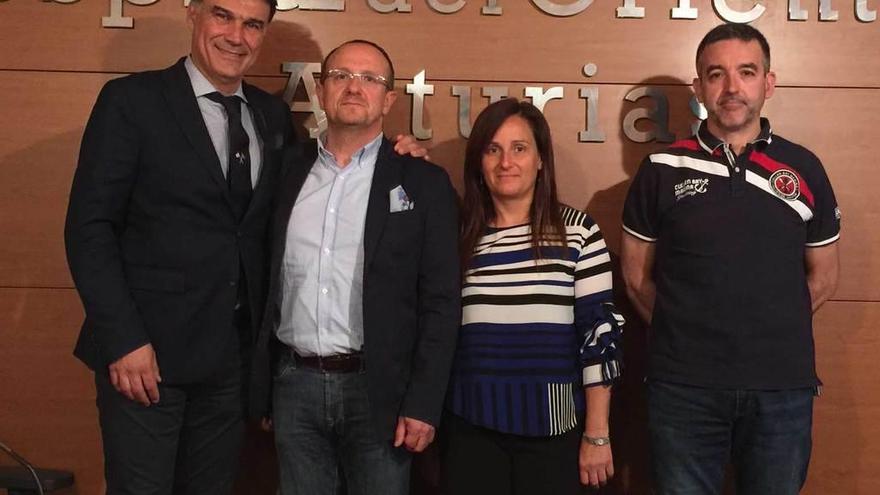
[443,98,624,494]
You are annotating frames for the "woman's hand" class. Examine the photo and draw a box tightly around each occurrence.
[579,437,614,488]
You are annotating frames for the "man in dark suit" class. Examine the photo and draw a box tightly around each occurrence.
[253,40,460,495]
[64,1,290,493]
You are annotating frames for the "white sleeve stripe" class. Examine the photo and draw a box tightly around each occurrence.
[622,225,657,242]
[649,153,730,177]
[806,233,840,247]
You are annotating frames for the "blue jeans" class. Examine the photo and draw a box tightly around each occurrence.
[647,380,814,495]
[273,353,411,495]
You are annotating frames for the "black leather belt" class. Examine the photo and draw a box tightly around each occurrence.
[294,351,363,373]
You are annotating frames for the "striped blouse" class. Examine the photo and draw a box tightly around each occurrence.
[447,206,623,437]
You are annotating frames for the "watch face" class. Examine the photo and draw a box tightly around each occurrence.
[584,436,610,446]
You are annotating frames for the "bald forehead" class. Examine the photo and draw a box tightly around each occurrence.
[325,42,393,79]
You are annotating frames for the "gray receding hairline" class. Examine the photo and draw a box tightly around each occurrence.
[188,0,278,22]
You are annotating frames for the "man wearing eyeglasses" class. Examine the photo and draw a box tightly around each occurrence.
[252,40,460,494]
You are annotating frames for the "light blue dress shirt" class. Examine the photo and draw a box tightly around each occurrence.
[276,133,384,356]
[185,57,262,186]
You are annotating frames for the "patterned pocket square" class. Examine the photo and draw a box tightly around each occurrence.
[389,185,415,213]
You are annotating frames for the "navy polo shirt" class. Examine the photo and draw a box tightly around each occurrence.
[623,119,840,389]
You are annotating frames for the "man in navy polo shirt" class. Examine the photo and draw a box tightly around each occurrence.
[621,24,840,495]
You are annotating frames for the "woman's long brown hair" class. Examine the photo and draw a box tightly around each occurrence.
[459,98,566,274]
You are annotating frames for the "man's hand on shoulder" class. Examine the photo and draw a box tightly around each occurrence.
[393,134,430,161]
[393,416,435,453]
[108,343,162,406]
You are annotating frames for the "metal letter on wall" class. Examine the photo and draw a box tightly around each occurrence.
[482,0,502,15]
[857,0,877,21]
[368,0,412,12]
[578,87,605,143]
[452,86,473,138]
[482,87,509,104]
[788,0,808,20]
[819,0,839,21]
[282,62,326,138]
[102,0,159,28]
[622,87,675,143]
[531,0,593,16]
[407,70,435,140]
[616,0,645,18]
[276,0,345,10]
[427,0,466,14]
[671,0,698,19]
[789,0,839,21]
[713,0,765,23]
[524,87,564,113]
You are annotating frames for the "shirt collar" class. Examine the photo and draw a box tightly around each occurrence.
[316,132,384,172]
[185,56,248,103]
[696,117,773,153]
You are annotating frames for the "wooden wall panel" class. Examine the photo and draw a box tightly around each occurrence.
[1,1,879,88]
[809,301,880,494]
[0,288,97,495]
[1,1,878,494]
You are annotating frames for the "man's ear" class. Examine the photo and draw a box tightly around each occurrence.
[382,90,398,116]
[764,71,777,100]
[186,2,198,29]
[692,77,704,103]
[315,82,326,111]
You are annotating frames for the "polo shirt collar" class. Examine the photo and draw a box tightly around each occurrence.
[696,117,773,154]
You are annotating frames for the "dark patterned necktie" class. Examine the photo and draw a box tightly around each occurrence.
[206,92,252,222]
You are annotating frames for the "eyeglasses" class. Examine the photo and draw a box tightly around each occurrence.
[323,69,392,90]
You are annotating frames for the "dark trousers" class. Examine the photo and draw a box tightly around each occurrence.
[441,413,582,495]
[95,300,251,495]
[95,362,245,495]
[95,362,244,495]
[647,380,814,495]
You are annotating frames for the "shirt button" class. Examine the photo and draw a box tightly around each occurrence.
[323,248,330,254]
[735,167,741,172]
[329,208,336,214]
[321,288,328,294]
[229,281,236,287]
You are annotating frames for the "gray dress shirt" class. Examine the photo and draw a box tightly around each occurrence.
[184,57,262,186]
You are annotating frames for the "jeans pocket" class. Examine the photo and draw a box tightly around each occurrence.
[274,352,297,380]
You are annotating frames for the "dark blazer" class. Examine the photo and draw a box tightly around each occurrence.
[251,138,461,441]
[65,58,294,387]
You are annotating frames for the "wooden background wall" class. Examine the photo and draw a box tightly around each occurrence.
[1,1,878,493]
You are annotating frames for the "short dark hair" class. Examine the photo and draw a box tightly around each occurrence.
[189,0,277,22]
[696,23,771,73]
[320,40,396,89]
[459,98,565,272]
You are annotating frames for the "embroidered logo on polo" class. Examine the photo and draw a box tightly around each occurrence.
[769,169,800,201]
[673,178,709,201]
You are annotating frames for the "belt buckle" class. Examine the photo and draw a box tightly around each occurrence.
[321,353,361,373]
